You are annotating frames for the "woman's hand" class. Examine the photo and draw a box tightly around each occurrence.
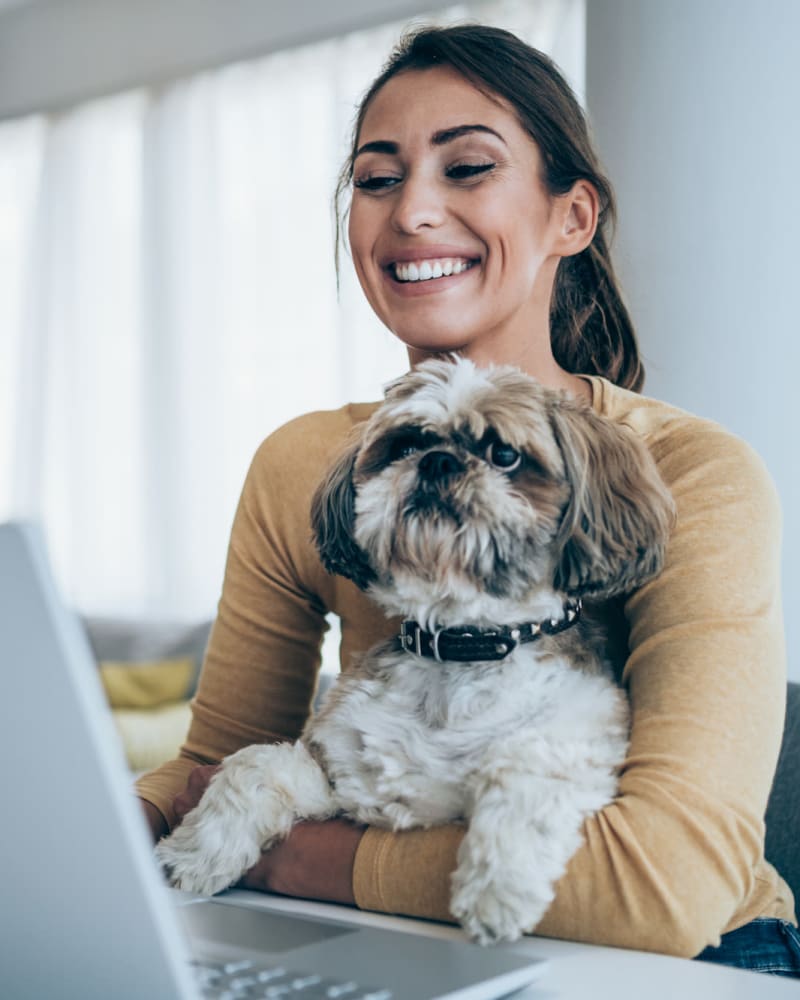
[237,819,365,905]
[140,763,221,842]
[172,763,221,824]
[141,798,169,842]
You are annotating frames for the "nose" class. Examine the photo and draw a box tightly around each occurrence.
[390,173,445,234]
[418,450,464,482]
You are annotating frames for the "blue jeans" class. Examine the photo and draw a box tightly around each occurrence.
[695,919,800,977]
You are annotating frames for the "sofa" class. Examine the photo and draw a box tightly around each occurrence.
[82,616,212,774]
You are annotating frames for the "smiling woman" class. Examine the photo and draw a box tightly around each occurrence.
[135,21,796,979]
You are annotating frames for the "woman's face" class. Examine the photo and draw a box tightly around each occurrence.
[347,66,572,367]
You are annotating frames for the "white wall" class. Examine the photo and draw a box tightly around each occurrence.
[586,0,800,678]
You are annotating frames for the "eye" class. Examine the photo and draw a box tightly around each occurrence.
[486,440,521,472]
[353,174,401,192]
[388,435,422,463]
[446,162,496,181]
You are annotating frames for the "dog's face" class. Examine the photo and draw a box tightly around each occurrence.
[312,358,674,624]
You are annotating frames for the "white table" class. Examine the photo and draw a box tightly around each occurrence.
[222,889,799,999]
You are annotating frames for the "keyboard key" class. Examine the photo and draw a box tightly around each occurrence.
[292,975,323,989]
[257,967,288,982]
[189,957,393,1000]
[224,960,256,975]
[229,976,258,989]
[326,984,360,998]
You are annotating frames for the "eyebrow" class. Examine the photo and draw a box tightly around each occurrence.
[354,124,507,159]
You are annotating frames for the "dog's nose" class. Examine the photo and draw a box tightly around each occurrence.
[418,450,464,482]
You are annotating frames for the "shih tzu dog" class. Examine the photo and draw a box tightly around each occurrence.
[156,357,674,944]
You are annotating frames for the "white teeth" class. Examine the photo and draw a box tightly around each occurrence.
[393,257,474,282]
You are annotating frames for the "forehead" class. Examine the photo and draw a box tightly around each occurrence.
[358,65,529,147]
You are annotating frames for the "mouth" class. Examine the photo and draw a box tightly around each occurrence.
[403,491,462,523]
[389,257,479,284]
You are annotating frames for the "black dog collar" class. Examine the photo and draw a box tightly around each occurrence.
[397,598,582,663]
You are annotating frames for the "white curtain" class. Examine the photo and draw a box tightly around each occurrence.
[0,0,584,622]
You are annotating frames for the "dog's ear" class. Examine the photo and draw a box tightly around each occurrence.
[548,401,676,599]
[310,435,376,591]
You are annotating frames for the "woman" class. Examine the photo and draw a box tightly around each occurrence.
[138,25,798,975]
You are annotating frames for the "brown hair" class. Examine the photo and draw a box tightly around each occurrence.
[335,24,644,392]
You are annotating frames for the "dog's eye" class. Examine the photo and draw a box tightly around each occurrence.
[486,441,521,472]
[389,436,421,462]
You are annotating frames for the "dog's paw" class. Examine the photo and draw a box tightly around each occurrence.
[154,816,262,896]
[450,871,547,946]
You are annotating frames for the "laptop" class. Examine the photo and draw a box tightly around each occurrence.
[0,520,548,1000]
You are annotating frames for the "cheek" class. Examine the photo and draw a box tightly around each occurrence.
[353,468,411,551]
[511,470,568,534]
[347,206,387,312]
[348,202,378,267]
[481,190,554,266]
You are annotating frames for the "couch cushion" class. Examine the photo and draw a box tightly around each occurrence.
[82,617,212,701]
[99,656,196,709]
[112,701,193,774]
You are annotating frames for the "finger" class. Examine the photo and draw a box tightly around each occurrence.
[187,764,220,794]
[173,765,221,821]
[172,792,192,821]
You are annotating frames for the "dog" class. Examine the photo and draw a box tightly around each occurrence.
[156,356,675,944]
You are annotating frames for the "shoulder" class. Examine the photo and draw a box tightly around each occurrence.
[232,402,380,600]
[585,377,778,513]
[247,402,379,494]
[256,402,379,459]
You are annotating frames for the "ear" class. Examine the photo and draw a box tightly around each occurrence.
[309,436,376,591]
[549,400,676,598]
[553,179,599,257]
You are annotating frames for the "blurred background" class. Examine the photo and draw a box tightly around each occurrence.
[1,0,798,678]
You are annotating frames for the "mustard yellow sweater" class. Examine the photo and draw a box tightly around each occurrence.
[136,375,794,957]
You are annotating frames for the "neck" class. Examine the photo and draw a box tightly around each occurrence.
[407,343,592,405]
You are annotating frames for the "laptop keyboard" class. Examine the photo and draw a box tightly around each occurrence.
[191,958,393,999]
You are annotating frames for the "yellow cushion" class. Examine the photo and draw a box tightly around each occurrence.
[99,656,195,709]
[113,700,193,773]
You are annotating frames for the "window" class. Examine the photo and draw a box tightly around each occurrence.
[0,0,584,620]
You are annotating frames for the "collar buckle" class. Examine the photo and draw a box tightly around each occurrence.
[400,620,423,656]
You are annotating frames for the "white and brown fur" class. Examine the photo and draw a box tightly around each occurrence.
[156,357,674,944]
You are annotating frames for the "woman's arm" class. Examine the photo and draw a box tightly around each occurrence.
[238,820,365,904]
[135,410,361,832]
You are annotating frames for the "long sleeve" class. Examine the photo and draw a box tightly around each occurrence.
[135,403,388,830]
[351,387,794,957]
